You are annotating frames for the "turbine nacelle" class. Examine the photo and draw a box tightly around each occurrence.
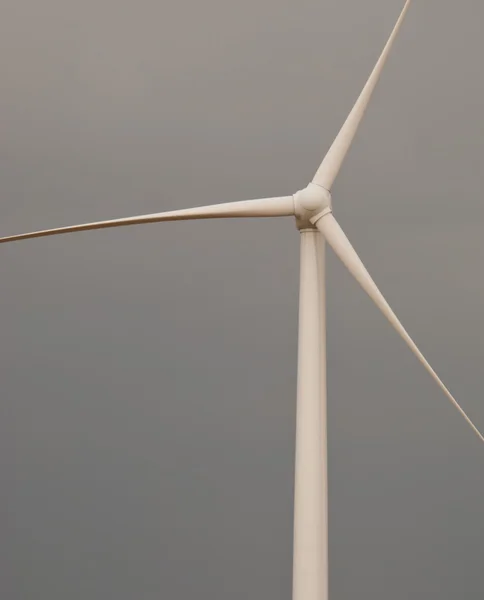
[293,183,332,230]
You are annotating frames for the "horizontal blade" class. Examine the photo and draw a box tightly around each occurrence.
[314,212,484,443]
[313,0,412,191]
[0,196,295,244]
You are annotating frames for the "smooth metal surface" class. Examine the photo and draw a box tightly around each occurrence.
[316,232,328,600]
[293,230,326,600]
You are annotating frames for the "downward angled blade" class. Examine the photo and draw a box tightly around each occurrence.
[313,0,412,191]
[0,196,294,244]
[313,213,484,443]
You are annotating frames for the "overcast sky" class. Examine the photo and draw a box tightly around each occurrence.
[1,1,483,598]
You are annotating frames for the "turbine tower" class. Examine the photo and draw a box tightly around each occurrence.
[2,2,482,599]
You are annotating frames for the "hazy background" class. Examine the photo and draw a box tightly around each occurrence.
[1,0,483,598]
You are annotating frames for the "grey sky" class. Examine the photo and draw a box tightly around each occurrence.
[1,0,483,598]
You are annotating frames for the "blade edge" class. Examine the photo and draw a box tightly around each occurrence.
[313,0,412,190]
[315,213,484,443]
[0,196,295,244]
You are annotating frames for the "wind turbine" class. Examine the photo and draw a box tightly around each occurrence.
[2,1,482,599]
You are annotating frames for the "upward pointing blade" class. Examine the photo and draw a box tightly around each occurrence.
[313,212,484,443]
[0,196,295,244]
[313,0,412,191]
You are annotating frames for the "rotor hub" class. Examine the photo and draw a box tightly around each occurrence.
[293,183,332,230]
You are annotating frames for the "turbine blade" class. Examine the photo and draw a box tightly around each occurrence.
[0,196,295,244]
[312,0,412,191]
[313,212,484,443]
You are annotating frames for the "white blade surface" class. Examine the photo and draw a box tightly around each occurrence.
[313,0,412,191]
[0,196,294,244]
[314,213,484,443]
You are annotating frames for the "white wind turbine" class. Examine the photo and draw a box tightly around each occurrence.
[2,1,483,599]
